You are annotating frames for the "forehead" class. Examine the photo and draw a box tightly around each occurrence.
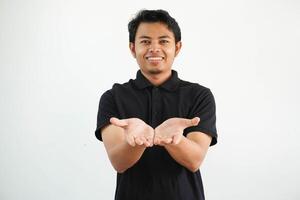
[135,22,175,39]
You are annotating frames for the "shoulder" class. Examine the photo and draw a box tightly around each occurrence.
[100,79,136,98]
[110,79,137,93]
[178,79,213,97]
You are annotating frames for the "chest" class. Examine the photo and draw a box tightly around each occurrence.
[113,87,193,128]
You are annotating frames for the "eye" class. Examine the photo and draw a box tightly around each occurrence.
[160,40,169,44]
[141,40,150,44]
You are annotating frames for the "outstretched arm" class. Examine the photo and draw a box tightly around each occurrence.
[154,117,212,172]
[164,132,212,172]
[102,117,154,173]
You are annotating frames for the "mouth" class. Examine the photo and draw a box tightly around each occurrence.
[145,56,165,61]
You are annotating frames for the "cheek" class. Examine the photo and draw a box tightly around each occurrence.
[165,48,176,58]
[135,48,146,58]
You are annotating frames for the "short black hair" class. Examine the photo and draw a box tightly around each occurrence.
[128,9,181,43]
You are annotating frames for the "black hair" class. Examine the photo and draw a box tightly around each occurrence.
[128,9,181,43]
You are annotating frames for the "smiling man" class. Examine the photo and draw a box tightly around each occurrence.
[95,9,218,200]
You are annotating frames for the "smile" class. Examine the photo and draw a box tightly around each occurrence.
[146,56,164,61]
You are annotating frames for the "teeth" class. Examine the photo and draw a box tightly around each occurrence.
[147,57,163,61]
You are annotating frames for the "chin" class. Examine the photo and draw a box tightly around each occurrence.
[148,69,163,75]
[148,69,164,75]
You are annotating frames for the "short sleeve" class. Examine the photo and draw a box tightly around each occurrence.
[95,90,120,141]
[183,87,218,146]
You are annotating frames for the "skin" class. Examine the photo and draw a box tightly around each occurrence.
[154,117,201,145]
[109,117,200,147]
[129,22,182,86]
[110,117,154,147]
[102,22,212,173]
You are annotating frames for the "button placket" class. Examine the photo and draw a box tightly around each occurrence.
[151,87,159,126]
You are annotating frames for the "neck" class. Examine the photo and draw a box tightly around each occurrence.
[140,70,172,86]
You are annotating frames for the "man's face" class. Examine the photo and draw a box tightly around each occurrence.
[129,22,181,75]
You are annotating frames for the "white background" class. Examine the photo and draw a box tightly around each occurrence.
[1,0,300,199]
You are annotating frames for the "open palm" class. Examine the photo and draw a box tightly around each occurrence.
[154,117,200,145]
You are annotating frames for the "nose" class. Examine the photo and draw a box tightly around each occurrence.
[149,42,161,53]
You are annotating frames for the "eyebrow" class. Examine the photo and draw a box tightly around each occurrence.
[138,35,172,39]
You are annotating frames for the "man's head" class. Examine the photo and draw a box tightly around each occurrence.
[128,10,182,78]
[128,9,181,44]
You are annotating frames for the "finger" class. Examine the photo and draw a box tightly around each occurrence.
[126,135,136,147]
[172,135,182,145]
[154,136,161,145]
[191,117,200,126]
[181,117,200,128]
[144,140,151,147]
[157,141,165,146]
[138,136,149,146]
[158,138,171,146]
[140,136,150,147]
[143,142,150,147]
[161,138,172,144]
[146,137,153,147]
[110,117,128,127]
[134,137,144,146]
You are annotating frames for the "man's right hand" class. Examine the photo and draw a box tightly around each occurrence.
[110,117,154,147]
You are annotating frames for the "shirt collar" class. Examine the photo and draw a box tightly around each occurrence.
[133,70,180,91]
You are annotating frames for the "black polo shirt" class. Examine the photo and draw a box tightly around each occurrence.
[95,70,217,200]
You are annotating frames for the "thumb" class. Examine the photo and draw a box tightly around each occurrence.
[181,117,200,128]
[191,117,200,126]
[110,117,128,127]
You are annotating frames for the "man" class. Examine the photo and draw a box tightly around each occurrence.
[95,9,217,200]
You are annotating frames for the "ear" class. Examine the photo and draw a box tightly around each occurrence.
[175,41,182,57]
[129,42,136,58]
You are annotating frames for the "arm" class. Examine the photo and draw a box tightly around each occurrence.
[102,117,154,173]
[102,124,146,173]
[154,117,212,172]
[164,132,212,172]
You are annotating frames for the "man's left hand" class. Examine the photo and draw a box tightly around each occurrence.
[154,117,200,146]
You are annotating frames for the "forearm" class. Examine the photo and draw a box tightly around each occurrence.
[108,140,146,173]
[164,136,205,172]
